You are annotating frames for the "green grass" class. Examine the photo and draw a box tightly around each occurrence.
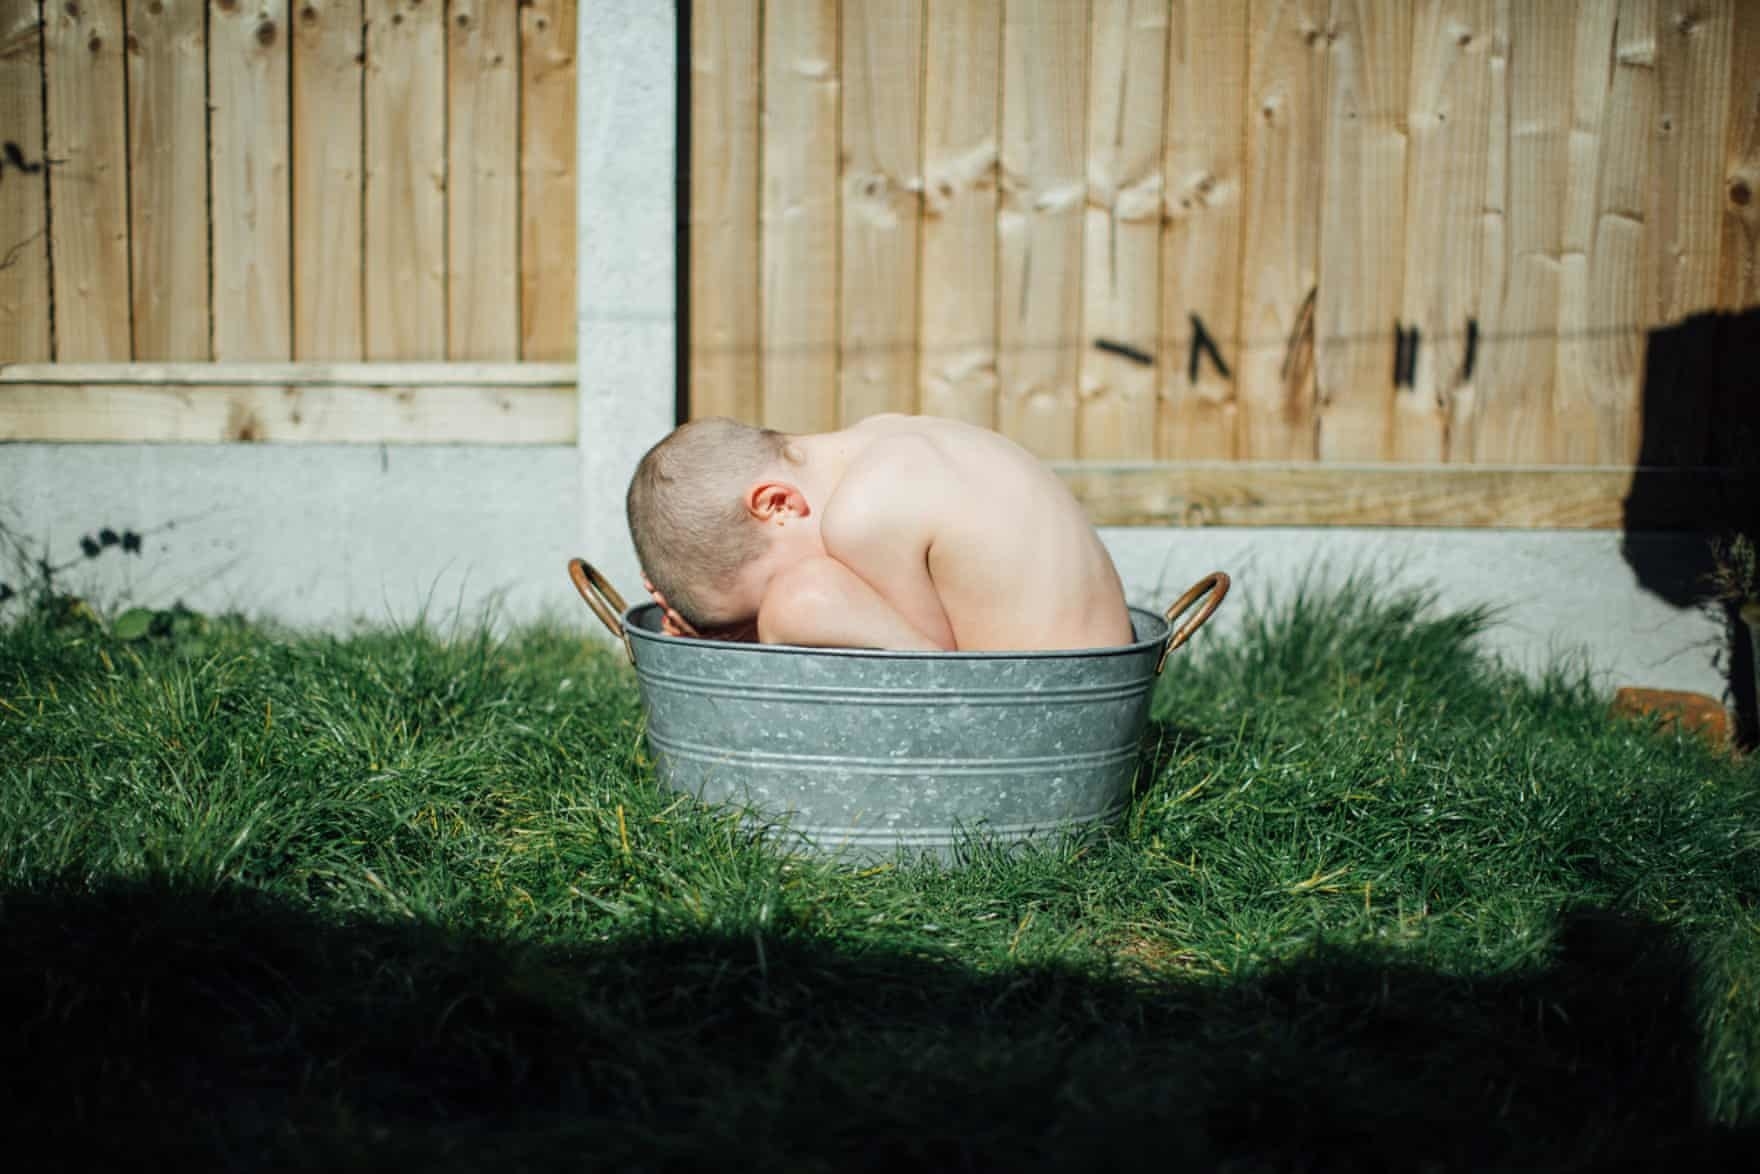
[3,583,1757,1170]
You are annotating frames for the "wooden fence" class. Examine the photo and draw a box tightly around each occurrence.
[0,0,576,441]
[688,0,1760,524]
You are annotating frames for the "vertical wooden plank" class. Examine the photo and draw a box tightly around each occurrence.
[761,0,839,434]
[917,0,1000,428]
[1721,0,1760,310]
[126,0,209,360]
[210,0,292,361]
[44,0,130,360]
[1313,0,1410,462]
[520,0,576,361]
[1644,0,1734,466]
[1551,0,1616,465]
[1463,0,1567,464]
[1713,0,1759,472]
[997,0,1088,459]
[1652,0,1733,326]
[1452,0,1506,461]
[1159,0,1247,461]
[689,0,761,421]
[1558,0,1654,465]
[0,1,51,362]
[1398,0,1493,464]
[839,0,923,424]
[1077,0,1166,459]
[364,0,444,360]
[1237,0,1329,461]
[293,0,363,360]
[448,0,519,359]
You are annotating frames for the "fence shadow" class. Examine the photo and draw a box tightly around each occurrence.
[1622,307,1760,748]
[5,879,1751,1170]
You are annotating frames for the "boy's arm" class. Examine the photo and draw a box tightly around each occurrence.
[757,556,948,651]
[816,436,954,648]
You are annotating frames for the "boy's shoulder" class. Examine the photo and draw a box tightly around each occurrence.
[823,431,948,542]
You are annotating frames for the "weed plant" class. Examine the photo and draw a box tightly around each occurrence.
[2,581,1756,1169]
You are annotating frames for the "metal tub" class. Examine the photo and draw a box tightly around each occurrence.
[569,560,1229,862]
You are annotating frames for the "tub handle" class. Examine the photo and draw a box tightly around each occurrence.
[1157,571,1230,674]
[567,558,635,664]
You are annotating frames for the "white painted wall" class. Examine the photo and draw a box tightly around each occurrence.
[0,440,1725,697]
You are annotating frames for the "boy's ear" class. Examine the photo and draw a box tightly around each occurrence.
[746,480,810,522]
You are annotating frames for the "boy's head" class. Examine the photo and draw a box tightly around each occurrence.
[626,418,794,627]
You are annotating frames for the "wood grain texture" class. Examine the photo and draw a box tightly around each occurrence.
[1313,0,1410,462]
[1644,0,1734,467]
[1721,0,1760,310]
[688,0,761,421]
[126,0,210,361]
[0,381,575,443]
[1652,0,1733,325]
[839,0,923,423]
[1077,0,1167,459]
[917,0,1000,428]
[1237,0,1329,460]
[209,1,292,361]
[1159,0,1247,460]
[0,0,50,362]
[365,0,445,359]
[44,0,131,360]
[447,0,520,359]
[761,0,840,435]
[1398,0,1493,463]
[292,0,364,360]
[997,0,1089,459]
[519,0,576,361]
[1463,0,1566,464]
[1055,460,1756,530]
[1556,0,1654,466]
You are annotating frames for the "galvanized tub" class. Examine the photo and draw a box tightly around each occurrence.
[568,560,1229,862]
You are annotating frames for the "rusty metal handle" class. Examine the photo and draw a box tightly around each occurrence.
[567,558,634,664]
[1157,571,1230,674]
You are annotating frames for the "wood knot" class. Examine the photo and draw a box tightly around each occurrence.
[148,0,163,14]
[456,11,471,29]
[87,33,102,53]
[256,19,277,46]
[216,0,236,11]
[1732,179,1753,207]
[301,5,319,25]
[63,1,79,17]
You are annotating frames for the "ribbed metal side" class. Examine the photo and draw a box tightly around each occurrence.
[625,605,1168,862]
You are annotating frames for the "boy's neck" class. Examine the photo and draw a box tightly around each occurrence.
[781,428,867,503]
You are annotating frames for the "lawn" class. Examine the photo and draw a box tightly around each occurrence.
[3,583,1757,1170]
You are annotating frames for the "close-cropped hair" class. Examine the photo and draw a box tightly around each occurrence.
[626,417,792,625]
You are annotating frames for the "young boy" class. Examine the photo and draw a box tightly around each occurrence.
[626,414,1134,652]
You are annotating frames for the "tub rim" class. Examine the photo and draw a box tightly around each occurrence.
[567,558,1229,674]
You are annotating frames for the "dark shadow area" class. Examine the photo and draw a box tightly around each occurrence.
[5,880,1752,1170]
[1622,307,1760,748]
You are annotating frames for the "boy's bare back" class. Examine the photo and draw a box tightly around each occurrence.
[629,413,1133,652]
[799,415,1133,651]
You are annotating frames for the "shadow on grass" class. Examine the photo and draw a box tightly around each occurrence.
[4,879,1751,1171]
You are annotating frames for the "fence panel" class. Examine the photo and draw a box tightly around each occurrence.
[689,0,1760,511]
[0,0,577,370]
